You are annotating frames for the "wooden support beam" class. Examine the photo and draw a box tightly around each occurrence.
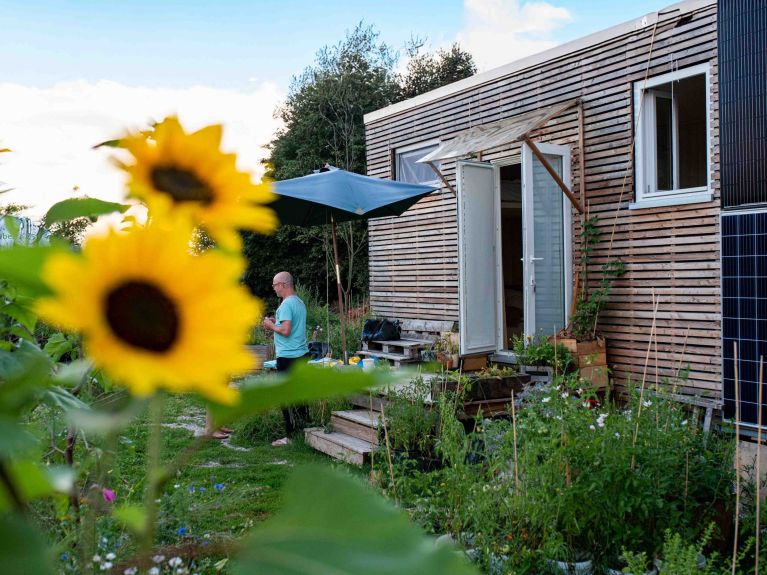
[578,99,587,214]
[523,136,584,214]
[425,161,457,196]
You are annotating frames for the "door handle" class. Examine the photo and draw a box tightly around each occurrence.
[530,256,543,262]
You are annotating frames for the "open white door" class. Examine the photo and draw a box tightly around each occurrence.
[522,143,572,338]
[457,161,499,354]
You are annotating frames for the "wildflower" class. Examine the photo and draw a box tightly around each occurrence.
[93,555,102,563]
[174,484,181,489]
[60,553,69,562]
[642,400,653,408]
[100,562,113,571]
[681,419,688,426]
[37,219,260,404]
[589,425,596,430]
[615,433,621,439]
[124,568,138,575]
[149,568,160,575]
[596,413,609,428]
[169,557,183,567]
[116,116,277,250]
[542,397,551,403]
[577,388,584,395]
[560,392,568,399]
[200,487,206,494]
[440,482,446,487]
[177,527,187,536]
[152,555,165,564]
[188,486,196,494]
[582,402,590,409]
[214,483,225,491]
[106,553,116,561]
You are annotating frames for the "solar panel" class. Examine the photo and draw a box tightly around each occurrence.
[722,211,767,424]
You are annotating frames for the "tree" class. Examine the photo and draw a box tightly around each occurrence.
[245,26,476,310]
[399,40,477,100]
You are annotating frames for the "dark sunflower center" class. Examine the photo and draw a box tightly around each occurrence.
[150,166,214,204]
[105,281,180,353]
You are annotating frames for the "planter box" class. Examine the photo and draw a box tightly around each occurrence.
[431,373,531,401]
[557,337,608,389]
[245,344,273,371]
[518,365,555,384]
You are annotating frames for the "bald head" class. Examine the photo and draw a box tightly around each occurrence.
[272,271,295,298]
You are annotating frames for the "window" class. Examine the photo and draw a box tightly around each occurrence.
[395,142,440,185]
[632,63,711,208]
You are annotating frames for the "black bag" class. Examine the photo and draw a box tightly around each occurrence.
[372,319,401,341]
[361,318,401,342]
[361,319,382,342]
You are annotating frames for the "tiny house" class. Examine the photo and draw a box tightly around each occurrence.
[364,0,747,402]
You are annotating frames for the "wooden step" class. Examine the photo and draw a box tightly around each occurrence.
[347,393,389,412]
[304,427,373,466]
[331,410,381,445]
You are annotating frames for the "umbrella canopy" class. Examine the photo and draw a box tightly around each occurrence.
[270,167,438,226]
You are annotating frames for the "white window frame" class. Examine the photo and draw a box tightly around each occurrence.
[395,140,441,186]
[631,63,712,209]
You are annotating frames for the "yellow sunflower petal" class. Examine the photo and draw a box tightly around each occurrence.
[37,219,260,403]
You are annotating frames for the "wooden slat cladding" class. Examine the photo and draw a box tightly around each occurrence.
[364,4,720,398]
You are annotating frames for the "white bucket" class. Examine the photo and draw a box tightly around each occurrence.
[360,358,376,371]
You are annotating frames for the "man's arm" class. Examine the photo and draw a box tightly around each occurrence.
[263,317,292,337]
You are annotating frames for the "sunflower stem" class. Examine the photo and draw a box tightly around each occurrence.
[141,393,164,556]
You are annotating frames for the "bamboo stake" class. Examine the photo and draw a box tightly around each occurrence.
[379,401,397,503]
[756,356,764,575]
[733,342,741,575]
[631,290,659,469]
[511,390,520,491]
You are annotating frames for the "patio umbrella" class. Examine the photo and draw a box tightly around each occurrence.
[271,166,438,362]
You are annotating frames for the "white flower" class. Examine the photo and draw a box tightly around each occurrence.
[642,400,652,408]
[174,484,181,489]
[123,568,138,575]
[582,402,590,408]
[542,397,551,403]
[577,388,584,395]
[152,555,165,564]
[93,555,102,563]
[681,420,688,426]
[560,392,568,399]
[555,415,563,421]
[100,562,113,571]
[615,433,621,439]
[589,425,596,430]
[106,553,116,561]
[149,568,160,575]
[169,557,183,568]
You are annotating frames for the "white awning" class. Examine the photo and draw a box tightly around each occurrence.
[418,99,579,164]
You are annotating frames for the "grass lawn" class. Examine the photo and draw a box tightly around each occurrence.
[101,393,357,564]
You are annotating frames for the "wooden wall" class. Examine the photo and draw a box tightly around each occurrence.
[365,3,720,398]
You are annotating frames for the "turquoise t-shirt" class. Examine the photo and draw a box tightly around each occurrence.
[274,295,309,358]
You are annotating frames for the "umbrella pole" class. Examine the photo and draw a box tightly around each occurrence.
[331,215,349,364]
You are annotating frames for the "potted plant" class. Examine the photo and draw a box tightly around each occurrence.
[434,331,459,370]
[246,325,274,370]
[558,216,625,389]
[512,334,573,384]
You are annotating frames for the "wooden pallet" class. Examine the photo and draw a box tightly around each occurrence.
[360,338,433,359]
[356,349,420,368]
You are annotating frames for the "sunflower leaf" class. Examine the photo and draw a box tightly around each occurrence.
[0,514,55,575]
[1,301,37,332]
[43,198,130,227]
[233,465,478,575]
[0,245,56,297]
[209,362,393,423]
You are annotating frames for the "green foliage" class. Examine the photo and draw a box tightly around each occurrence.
[234,464,479,575]
[0,514,54,574]
[512,334,573,372]
[399,40,476,100]
[569,216,626,340]
[386,376,440,456]
[42,198,129,228]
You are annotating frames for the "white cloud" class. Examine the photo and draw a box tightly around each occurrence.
[457,0,571,72]
[0,80,284,219]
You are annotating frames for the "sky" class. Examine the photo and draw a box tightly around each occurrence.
[0,0,672,218]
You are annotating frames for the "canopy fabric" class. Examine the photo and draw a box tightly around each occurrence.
[271,168,438,227]
[417,99,579,164]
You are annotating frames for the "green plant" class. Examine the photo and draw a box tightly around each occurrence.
[568,216,625,340]
[385,375,440,457]
[512,334,573,372]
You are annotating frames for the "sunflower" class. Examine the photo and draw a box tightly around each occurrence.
[117,116,277,250]
[37,220,260,404]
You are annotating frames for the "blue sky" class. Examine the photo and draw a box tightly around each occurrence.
[1,0,673,217]
[4,0,671,90]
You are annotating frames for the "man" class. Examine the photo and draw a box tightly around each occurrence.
[262,271,309,446]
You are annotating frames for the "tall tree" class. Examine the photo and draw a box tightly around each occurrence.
[244,26,476,309]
